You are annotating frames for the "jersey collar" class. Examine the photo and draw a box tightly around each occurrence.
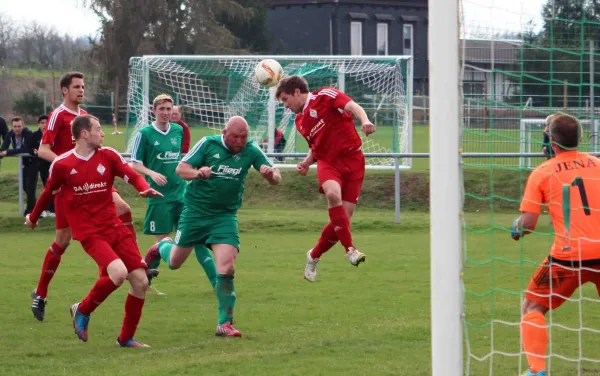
[302,93,314,112]
[220,135,231,151]
[60,104,81,116]
[152,122,171,135]
[73,148,96,161]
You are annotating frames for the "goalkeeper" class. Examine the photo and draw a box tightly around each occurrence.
[511,113,600,376]
[144,116,281,337]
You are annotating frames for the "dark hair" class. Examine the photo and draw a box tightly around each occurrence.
[275,75,309,99]
[71,114,98,140]
[59,71,84,91]
[38,115,48,123]
[11,116,24,124]
[550,114,580,150]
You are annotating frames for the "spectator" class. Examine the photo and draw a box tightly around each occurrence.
[171,106,191,153]
[0,116,7,142]
[262,128,287,161]
[31,115,55,217]
[111,112,123,135]
[0,117,38,215]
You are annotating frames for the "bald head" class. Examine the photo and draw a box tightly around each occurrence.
[223,116,249,153]
[225,116,249,131]
[171,106,182,122]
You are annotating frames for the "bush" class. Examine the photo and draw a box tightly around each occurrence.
[13,90,46,118]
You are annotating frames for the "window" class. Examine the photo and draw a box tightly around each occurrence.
[350,21,362,55]
[376,23,389,55]
[403,24,414,56]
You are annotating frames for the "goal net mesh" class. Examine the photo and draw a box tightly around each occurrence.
[126,56,413,168]
[461,0,600,374]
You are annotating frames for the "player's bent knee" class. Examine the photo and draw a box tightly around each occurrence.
[522,298,549,316]
[106,260,128,286]
[55,228,71,249]
[128,269,149,292]
[218,263,235,276]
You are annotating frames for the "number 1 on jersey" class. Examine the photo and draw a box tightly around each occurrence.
[572,177,591,216]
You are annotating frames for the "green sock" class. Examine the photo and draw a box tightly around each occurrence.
[216,274,236,325]
[194,245,217,288]
[158,241,174,269]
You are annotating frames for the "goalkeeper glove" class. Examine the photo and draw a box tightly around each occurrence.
[511,218,521,240]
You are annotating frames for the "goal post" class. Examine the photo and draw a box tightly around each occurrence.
[126,55,413,170]
[429,0,463,375]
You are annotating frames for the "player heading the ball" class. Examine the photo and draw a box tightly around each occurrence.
[275,75,375,282]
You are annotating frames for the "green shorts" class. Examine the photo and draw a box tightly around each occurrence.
[174,212,240,250]
[143,201,184,235]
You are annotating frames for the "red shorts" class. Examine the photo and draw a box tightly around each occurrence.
[316,152,365,204]
[80,225,147,277]
[526,256,600,309]
[54,187,120,230]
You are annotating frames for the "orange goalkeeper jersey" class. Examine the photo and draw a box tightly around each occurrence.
[520,150,600,261]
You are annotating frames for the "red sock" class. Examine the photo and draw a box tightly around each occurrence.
[36,242,66,298]
[311,222,338,259]
[328,205,353,252]
[118,212,136,238]
[118,294,145,343]
[78,276,119,315]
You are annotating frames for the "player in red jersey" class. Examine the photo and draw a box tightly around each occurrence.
[26,115,162,347]
[31,72,137,322]
[276,76,376,282]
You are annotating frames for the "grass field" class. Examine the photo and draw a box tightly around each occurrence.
[2,123,600,375]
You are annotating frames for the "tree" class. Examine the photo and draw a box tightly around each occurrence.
[0,15,16,65]
[80,0,269,115]
[517,0,600,107]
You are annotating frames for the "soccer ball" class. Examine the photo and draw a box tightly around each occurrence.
[255,59,283,87]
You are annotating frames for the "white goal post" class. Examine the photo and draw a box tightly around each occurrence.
[126,55,414,170]
[429,0,463,375]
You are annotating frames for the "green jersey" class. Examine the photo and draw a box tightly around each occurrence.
[130,123,186,203]
[182,135,274,215]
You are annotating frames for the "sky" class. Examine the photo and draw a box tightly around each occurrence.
[0,0,548,38]
[462,0,547,37]
[0,0,101,37]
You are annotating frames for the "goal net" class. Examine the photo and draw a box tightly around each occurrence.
[126,55,413,169]
[447,0,600,375]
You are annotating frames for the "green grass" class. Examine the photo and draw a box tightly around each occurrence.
[2,121,600,374]
[1,201,599,375]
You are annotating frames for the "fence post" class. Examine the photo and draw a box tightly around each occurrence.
[18,155,24,216]
[395,156,401,224]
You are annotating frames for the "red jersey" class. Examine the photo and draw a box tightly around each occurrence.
[42,104,88,156]
[294,87,362,162]
[177,120,191,153]
[30,147,149,240]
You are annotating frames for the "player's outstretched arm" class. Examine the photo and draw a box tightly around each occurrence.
[344,100,376,136]
[260,165,281,185]
[130,161,168,186]
[176,161,211,180]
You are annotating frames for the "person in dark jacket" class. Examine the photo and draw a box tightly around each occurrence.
[0,116,7,143]
[30,115,54,216]
[1,116,38,215]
